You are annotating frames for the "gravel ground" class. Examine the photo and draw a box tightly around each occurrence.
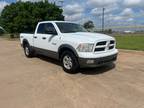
[0,38,144,108]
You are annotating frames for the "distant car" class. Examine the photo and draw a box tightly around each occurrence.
[20,21,118,73]
[0,26,5,34]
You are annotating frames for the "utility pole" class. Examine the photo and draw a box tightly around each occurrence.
[102,8,105,32]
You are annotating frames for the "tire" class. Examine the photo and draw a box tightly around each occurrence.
[61,51,79,74]
[24,44,34,58]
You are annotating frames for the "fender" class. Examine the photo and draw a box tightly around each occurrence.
[58,44,79,57]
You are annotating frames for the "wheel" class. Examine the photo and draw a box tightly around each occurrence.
[24,44,34,58]
[61,51,79,74]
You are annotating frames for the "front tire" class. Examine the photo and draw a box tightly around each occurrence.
[61,51,79,74]
[24,44,34,58]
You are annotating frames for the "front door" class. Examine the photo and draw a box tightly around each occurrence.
[34,23,59,52]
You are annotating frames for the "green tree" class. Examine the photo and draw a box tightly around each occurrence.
[0,2,64,33]
[83,20,95,30]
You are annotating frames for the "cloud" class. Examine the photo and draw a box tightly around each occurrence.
[87,0,118,7]
[63,4,84,21]
[113,16,124,21]
[64,4,84,15]
[65,13,83,21]
[120,8,134,17]
[127,18,134,21]
[107,8,134,22]
[90,5,118,16]
[0,1,9,13]
[123,0,144,7]
[1,0,143,28]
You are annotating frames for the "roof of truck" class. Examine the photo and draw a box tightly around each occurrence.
[39,21,72,23]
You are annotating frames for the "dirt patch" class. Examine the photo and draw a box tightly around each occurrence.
[0,38,144,108]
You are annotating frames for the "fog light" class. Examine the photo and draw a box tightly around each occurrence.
[87,60,94,64]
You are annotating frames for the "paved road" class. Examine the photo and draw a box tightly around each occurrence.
[0,38,144,108]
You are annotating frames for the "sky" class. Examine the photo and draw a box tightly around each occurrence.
[0,0,144,29]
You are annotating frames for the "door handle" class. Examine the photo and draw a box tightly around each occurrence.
[42,37,46,40]
[34,36,37,39]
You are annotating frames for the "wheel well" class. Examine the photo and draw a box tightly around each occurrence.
[22,40,29,48]
[59,47,77,59]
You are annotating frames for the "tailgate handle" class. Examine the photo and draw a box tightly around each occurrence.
[42,37,46,40]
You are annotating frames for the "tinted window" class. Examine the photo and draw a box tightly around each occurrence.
[37,23,45,34]
[56,23,87,33]
[37,23,57,34]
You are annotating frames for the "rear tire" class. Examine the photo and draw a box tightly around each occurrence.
[24,44,34,58]
[61,51,79,74]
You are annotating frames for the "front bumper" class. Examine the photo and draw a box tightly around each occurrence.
[78,53,118,67]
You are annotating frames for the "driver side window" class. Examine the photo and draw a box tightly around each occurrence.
[37,23,57,35]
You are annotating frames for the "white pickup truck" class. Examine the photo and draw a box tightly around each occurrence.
[20,21,118,73]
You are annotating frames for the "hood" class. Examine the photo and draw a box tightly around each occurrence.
[62,32,114,43]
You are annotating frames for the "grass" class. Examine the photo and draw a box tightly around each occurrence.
[115,34,144,51]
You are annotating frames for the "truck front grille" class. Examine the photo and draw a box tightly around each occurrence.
[96,41,107,46]
[95,47,105,52]
[110,40,115,44]
[109,46,114,50]
[95,40,115,52]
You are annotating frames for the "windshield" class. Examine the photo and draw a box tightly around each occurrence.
[56,22,87,33]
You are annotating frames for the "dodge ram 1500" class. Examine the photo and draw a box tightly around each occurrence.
[20,21,118,73]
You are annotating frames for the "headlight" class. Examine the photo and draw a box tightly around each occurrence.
[77,43,94,52]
